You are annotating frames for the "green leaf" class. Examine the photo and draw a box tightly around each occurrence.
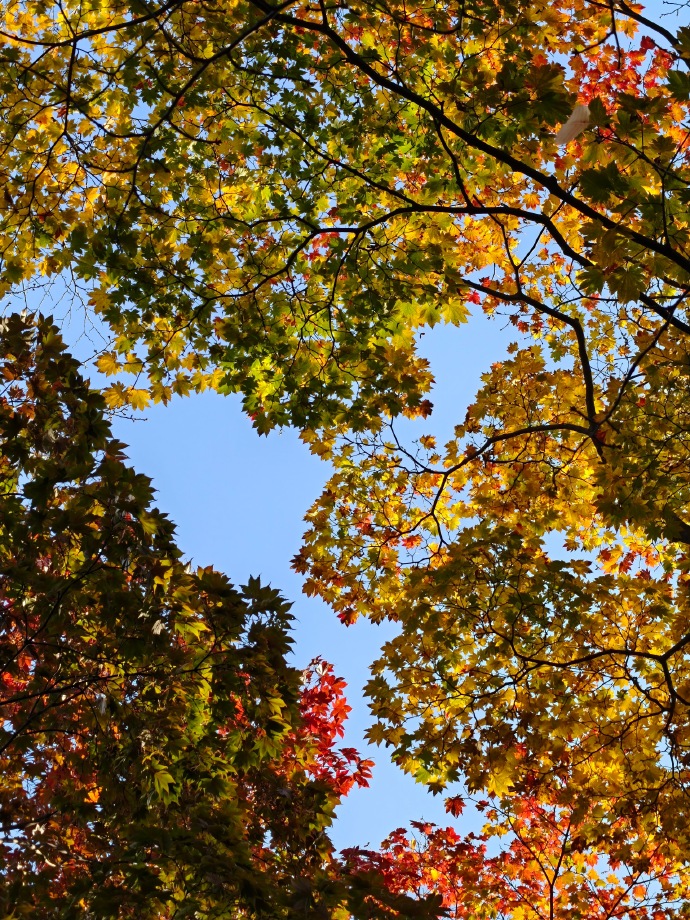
[668,69,690,101]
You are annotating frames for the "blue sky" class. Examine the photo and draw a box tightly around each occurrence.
[95,309,514,850]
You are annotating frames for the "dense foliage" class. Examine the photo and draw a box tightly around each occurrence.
[0,315,381,917]
[2,0,690,916]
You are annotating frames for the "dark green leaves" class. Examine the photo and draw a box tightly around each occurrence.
[579,163,629,205]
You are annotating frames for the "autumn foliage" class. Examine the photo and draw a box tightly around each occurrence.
[345,796,690,920]
[0,316,379,917]
[2,0,690,916]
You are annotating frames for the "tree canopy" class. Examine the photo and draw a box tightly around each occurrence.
[2,0,690,916]
[0,313,378,917]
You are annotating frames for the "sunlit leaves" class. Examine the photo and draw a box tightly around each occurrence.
[344,797,690,920]
[3,0,690,913]
[1,0,686,438]
[299,316,690,867]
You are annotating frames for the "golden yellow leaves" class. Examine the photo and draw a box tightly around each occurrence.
[103,382,150,411]
[96,351,121,377]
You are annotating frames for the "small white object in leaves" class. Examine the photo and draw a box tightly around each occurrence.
[554,104,590,144]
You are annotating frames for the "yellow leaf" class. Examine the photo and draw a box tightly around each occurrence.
[96,352,121,376]
[127,388,151,411]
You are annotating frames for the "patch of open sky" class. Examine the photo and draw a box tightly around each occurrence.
[8,281,508,849]
[95,314,514,849]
